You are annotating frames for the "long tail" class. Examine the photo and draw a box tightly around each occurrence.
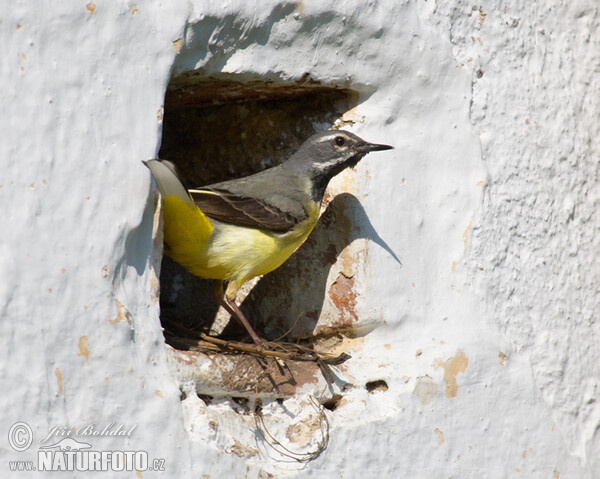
[144,160,213,254]
[143,160,195,208]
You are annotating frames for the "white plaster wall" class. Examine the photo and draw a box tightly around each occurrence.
[1,1,597,478]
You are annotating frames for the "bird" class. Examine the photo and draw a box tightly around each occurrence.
[144,129,393,346]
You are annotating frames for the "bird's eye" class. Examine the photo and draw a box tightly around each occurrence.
[334,136,346,147]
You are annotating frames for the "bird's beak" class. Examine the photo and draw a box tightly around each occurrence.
[358,142,394,153]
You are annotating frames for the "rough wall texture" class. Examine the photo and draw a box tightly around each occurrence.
[439,2,600,467]
[1,1,598,478]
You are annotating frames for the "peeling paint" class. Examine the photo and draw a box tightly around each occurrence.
[331,168,358,197]
[433,350,469,399]
[110,298,130,324]
[55,368,64,395]
[478,7,487,25]
[328,273,357,324]
[338,247,358,279]
[338,103,365,126]
[462,221,472,250]
[286,414,321,447]
[172,38,183,53]
[150,270,160,302]
[77,336,89,361]
[314,334,364,356]
[434,427,445,445]
[230,438,259,458]
[499,351,506,367]
[521,447,534,458]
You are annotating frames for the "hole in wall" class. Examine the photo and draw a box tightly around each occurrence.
[198,394,213,406]
[322,393,343,411]
[157,73,359,346]
[365,380,388,393]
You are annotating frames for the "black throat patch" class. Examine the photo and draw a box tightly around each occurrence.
[309,154,363,202]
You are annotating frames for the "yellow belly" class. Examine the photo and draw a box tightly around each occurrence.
[161,194,319,288]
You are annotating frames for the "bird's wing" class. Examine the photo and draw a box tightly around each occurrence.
[189,187,302,232]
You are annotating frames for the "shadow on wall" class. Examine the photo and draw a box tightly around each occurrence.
[172,3,298,76]
[241,192,400,341]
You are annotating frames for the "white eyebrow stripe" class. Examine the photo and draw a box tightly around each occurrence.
[314,158,344,171]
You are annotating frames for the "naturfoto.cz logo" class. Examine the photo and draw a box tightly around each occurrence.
[7,421,166,473]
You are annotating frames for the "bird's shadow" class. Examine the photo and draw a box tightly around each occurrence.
[236,192,399,341]
[158,192,398,344]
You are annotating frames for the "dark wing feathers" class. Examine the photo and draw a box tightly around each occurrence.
[189,187,301,232]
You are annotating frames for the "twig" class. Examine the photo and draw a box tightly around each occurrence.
[198,333,350,365]
[254,397,329,462]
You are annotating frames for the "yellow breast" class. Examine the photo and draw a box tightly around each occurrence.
[161,194,321,288]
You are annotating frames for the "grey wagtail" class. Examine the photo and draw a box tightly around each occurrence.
[144,129,393,345]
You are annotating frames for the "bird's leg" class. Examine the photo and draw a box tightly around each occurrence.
[211,279,226,306]
[212,280,267,347]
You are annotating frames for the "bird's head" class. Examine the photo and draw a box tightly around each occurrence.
[287,129,394,200]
